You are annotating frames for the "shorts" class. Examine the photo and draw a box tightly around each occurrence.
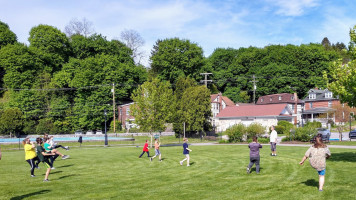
[42,160,51,169]
[155,149,161,155]
[184,154,190,158]
[318,169,326,176]
[270,142,276,151]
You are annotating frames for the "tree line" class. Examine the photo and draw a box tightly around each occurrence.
[0,19,353,136]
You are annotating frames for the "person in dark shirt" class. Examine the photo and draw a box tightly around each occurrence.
[180,138,192,167]
[247,136,262,174]
[36,138,55,182]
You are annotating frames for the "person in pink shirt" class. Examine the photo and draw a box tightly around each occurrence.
[139,140,150,158]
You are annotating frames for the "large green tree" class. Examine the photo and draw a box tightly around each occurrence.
[130,78,174,146]
[173,77,212,137]
[327,25,356,107]
[150,38,205,85]
[0,107,23,137]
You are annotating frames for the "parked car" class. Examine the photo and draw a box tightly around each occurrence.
[75,130,83,136]
[317,128,331,140]
[349,129,356,141]
[96,130,103,135]
[86,130,94,135]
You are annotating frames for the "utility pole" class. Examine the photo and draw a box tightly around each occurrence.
[200,73,212,87]
[250,75,258,104]
[112,83,116,137]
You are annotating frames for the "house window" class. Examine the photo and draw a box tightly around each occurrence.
[328,101,332,108]
[310,102,313,108]
[291,96,294,100]
[292,104,295,110]
[279,96,282,100]
[309,93,316,99]
[261,98,263,102]
[270,97,272,101]
[325,92,333,98]
[126,108,130,115]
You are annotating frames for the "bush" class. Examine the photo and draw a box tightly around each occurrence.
[224,123,246,142]
[247,137,269,144]
[274,125,285,135]
[246,123,265,139]
[305,121,322,129]
[110,120,122,132]
[294,127,317,142]
[277,121,295,135]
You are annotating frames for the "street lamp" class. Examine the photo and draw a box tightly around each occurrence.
[104,109,108,146]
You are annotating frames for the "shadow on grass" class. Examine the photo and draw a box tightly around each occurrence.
[58,164,74,168]
[10,189,50,200]
[301,179,318,188]
[49,171,63,174]
[57,174,76,180]
[249,167,264,173]
[329,152,356,162]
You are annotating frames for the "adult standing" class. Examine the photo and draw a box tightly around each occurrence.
[270,125,278,156]
[247,136,263,174]
[299,136,331,191]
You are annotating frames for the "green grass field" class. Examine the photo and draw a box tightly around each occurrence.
[1,144,355,200]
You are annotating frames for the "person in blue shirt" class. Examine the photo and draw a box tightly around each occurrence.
[180,138,192,166]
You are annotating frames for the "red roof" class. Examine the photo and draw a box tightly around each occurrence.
[216,104,291,118]
[211,93,235,106]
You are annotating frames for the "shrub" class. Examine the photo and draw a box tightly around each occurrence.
[247,137,269,144]
[294,127,317,142]
[277,121,295,135]
[246,123,265,139]
[274,125,285,135]
[305,121,322,129]
[224,123,246,142]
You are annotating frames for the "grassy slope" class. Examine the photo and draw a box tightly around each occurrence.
[0,145,355,200]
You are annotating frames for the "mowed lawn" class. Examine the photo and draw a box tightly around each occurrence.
[0,144,355,200]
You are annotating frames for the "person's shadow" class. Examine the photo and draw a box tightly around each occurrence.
[329,152,356,162]
[10,190,50,200]
[301,179,318,188]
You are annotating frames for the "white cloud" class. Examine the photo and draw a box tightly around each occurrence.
[267,0,320,16]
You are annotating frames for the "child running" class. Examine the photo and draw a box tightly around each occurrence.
[247,136,262,174]
[44,137,69,160]
[48,135,69,151]
[36,138,56,182]
[23,138,40,177]
[139,140,150,158]
[150,139,162,162]
[180,138,192,167]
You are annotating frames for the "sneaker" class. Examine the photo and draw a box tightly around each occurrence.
[247,167,250,174]
[62,155,70,160]
[51,167,55,170]
[35,166,40,169]
[159,160,162,162]
[31,175,36,177]
[180,161,183,166]
[187,165,190,167]
[150,158,152,162]
[65,146,70,151]
[43,179,50,182]
[319,189,323,192]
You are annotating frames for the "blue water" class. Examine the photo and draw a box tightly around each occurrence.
[0,137,131,143]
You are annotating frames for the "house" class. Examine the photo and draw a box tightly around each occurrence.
[256,93,304,125]
[302,88,339,127]
[211,93,236,129]
[117,102,137,130]
[215,104,293,132]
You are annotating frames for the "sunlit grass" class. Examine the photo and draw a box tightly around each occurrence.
[0,144,355,199]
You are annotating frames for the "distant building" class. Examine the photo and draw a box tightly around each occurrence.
[257,93,304,125]
[215,104,293,132]
[117,102,137,130]
[211,93,236,129]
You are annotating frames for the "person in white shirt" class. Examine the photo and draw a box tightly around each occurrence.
[270,125,278,156]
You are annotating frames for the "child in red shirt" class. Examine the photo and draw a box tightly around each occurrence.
[139,140,150,158]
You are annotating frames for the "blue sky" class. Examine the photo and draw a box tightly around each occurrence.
[1,0,356,66]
